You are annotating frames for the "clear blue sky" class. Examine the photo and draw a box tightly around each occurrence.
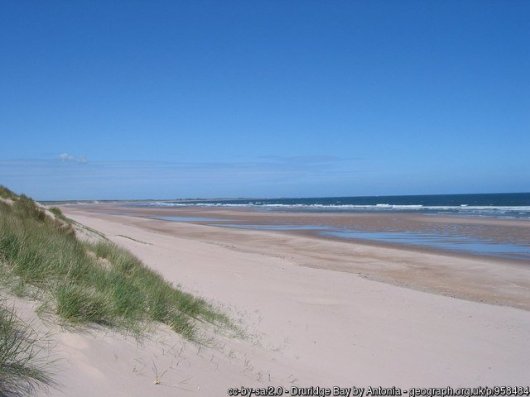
[1,1,529,200]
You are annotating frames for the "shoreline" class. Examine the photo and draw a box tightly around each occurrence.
[61,204,530,311]
[61,203,530,264]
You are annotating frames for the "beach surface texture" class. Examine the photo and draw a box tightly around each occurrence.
[26,204,530,396]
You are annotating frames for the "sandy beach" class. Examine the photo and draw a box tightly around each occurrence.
[3,3,529,395]
[21,203,528,396]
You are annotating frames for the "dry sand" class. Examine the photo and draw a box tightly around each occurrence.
[13,205,530,395]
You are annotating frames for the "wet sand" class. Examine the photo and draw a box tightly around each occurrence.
[62,203,530,310]
[67,203,530,261]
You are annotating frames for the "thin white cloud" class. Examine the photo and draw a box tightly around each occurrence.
[58,153,88,163]
[58,153,74,161]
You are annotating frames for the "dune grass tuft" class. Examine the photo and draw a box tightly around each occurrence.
[48,207,69,224]
[0,303,52,396]
[0,186,17,200]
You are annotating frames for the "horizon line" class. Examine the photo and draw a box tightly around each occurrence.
[36,191,530,203]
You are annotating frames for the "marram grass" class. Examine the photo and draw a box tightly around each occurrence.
[0,186,228,339]
[0,303,52,396]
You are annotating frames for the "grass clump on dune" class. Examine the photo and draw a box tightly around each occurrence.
[48,207,70,224]
[0,186,228,339]
[0,186,17,200]
[0,303,52,396]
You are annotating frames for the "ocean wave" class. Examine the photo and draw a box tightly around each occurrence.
[138,201,530,213]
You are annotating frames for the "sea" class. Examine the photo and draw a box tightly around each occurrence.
[138,192,530,219]
[52,192,522,261]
